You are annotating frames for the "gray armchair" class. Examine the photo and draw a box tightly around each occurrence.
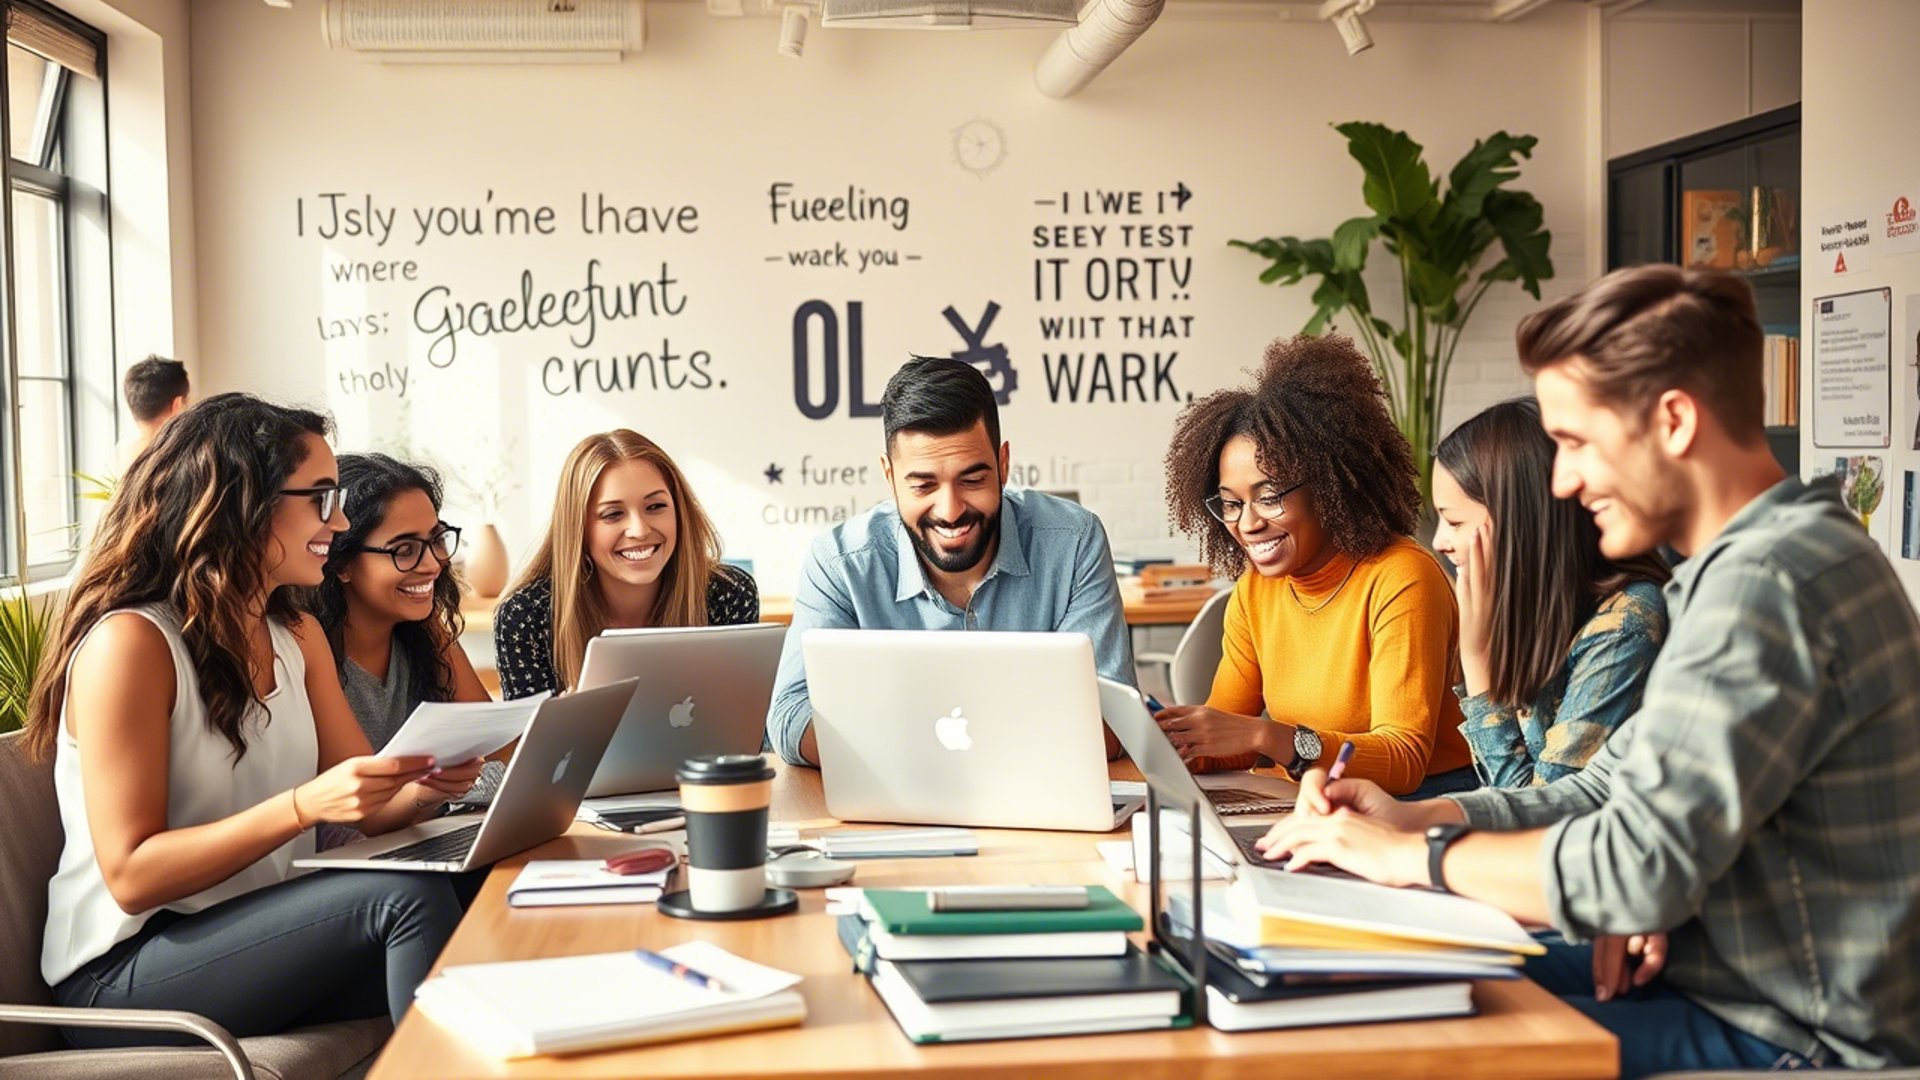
[0,732,388,1079]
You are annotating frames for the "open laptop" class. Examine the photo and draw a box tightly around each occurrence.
[293,678,637,872]
[576,622,786,797]
[803,629,1144,832]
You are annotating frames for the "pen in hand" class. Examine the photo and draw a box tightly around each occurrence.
[1326,741,1356,782]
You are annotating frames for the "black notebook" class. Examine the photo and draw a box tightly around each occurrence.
[1203,954,1475,1032]
[891,945,1190,1003]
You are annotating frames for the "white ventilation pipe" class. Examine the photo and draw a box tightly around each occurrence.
[1032,0,1164,99]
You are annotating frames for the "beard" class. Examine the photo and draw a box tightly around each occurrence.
[907,505,1002,575]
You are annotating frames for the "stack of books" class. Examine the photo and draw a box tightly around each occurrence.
[1170,875,1540,1032]
[841,886,1192,1042]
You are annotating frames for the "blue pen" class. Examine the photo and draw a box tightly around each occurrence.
[1144,694,1166,714]
[1327,741,1357,781]
[634,949,730,993]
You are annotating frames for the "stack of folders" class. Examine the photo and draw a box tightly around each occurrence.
[1170,875,1540,1032]
[413,942,806,1058]
[506,860,674,907]
[839,887,1192,1043]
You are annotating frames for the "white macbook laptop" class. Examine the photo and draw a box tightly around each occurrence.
[576,622,787,797]
[294,678,637,872]
[802,629,1144,832]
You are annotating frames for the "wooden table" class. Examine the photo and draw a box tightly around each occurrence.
[369,765,1617,1079]
[462,582,1216,636]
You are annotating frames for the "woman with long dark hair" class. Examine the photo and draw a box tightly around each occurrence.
[495,429,757,699]
[1158,335,1475,797]
[26,394,479,1047]
[1432,398,1670,787]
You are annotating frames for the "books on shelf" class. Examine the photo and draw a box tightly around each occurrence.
[1763,329,1800,428]
[869,945,1190,1043]
[506,859,672,908]
[412,942,805,1058]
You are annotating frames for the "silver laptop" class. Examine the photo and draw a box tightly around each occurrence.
[576,622,786,797]
[293,678,637,872]
[1096,676,1290,875]
[803,629,1144,832]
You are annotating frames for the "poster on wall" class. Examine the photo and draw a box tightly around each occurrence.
[1811,288,1892,449]
[1882,189,1920,258]
[1814,204,1873,275]
[1908,294,1920,451]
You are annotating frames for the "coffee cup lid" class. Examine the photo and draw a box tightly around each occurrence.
[677,753,775,785]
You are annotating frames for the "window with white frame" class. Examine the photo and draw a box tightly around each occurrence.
[1,1,110,583]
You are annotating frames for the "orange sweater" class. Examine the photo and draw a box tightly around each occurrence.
[1200,537,1471,795]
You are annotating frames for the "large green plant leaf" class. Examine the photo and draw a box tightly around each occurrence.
[1335,122,1438,226]
[1479,189,1555,298]
[1445,132,1538,219]
[0,592,52,734]
[1332,216,1381,271]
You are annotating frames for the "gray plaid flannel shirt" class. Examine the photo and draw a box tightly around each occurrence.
[1449,477,1920,1069]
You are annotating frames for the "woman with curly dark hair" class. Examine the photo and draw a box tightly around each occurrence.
[1157,335,1475,797]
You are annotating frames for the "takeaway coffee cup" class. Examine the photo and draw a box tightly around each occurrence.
[677,753,776,913]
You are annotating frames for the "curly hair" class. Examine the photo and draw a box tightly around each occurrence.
[1165,335,1420,577]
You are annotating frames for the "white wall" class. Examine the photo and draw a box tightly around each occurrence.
[187,2,1600,594]
[1801,0,1920,600]
[1605,0,1800,159]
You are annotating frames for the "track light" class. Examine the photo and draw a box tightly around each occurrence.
[1323,0,1374,57]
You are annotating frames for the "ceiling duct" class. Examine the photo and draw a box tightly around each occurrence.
[1033,0,1163,97]
[321,0,647,63]
[818,0,1080,30]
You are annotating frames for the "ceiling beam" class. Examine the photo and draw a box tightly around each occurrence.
[1487,0,1559,21]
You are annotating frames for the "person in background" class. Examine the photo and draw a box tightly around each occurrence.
[26,393,480,1047]
[766,357,1135,767]
[1431,398,1669,788]
[494,430,758,700]
[1156,334,1473,798]
[312,453,501,817]
[1258,265,1920,1076]
[118,355,191,468]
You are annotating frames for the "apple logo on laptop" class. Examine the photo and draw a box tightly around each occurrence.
[668,695,696,728]
[935,707,973,751]
[552,751,572,785]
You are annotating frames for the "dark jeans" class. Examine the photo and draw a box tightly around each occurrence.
[55,869,480,1049]
[1526,939,1820,1077]
[1405,766,1480,800]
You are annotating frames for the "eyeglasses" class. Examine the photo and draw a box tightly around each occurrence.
[1205,481,1305,526]
[280,484,350,524]
[359,527,462,573]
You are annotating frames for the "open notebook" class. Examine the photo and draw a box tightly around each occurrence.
[413,942,805,1058]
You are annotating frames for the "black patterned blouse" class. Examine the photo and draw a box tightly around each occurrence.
[493,564,761,700]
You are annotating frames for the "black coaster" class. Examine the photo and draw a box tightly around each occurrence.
[657,888,799,921]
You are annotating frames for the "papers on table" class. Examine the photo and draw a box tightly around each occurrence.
[377,693,549,763]
[767,826,978,859]
[413,941,806,1058]
[507,860,673,907]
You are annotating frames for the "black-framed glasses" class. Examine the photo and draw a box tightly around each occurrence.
[1204,481,1305,526]
[279,484,350,524]
[360,526,462,573]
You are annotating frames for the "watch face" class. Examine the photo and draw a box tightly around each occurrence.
[1295,727,1323,762]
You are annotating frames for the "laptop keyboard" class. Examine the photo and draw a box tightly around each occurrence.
[1228,823,1288,868]
[369,824,482,865]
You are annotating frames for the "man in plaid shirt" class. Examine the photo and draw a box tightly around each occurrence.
[1257,265,1920,1077]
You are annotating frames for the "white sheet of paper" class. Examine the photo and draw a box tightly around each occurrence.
[378,693,549,763]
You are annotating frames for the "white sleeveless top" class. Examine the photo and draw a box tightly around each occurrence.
[42,605,318,985]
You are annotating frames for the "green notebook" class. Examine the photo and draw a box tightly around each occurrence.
[861,887,1142,936]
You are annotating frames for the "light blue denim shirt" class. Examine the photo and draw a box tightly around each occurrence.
[766,488,1136,765]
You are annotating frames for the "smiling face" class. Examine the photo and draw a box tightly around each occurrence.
[1216,434,1331,579]
[585,459,679,590]
[264,432,346,589]
[1429,462,1492,569]
[337,488,448,626]
[1534,364,1685,559]
[883,420,1008,576]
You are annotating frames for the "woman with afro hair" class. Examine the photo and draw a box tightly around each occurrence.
[1156,335,1476,798]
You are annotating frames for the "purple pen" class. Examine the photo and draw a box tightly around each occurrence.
[1326,741,1356,781]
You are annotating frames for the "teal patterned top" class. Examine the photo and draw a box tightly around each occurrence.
[1456,579,1667,788]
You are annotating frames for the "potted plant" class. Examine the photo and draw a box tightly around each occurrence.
[1232,122,1555,499]
[443,437,522,600]
[0,591,52,734]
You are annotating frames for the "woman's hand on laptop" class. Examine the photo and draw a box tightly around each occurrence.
[290,755,436,828]
[1255,767,1464,857]
[1153,705,1285,765]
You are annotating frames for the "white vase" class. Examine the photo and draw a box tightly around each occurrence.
[466,523,510,599]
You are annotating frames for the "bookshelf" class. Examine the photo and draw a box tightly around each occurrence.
[1608,104,1802,476]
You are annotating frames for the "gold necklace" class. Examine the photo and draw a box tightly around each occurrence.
[1287,560,1358,615]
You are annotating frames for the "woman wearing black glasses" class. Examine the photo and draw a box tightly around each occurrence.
[1158,336,1475,798]
[311,454,497,809]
